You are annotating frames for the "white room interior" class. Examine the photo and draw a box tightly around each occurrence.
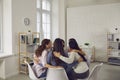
[0,0,120,80]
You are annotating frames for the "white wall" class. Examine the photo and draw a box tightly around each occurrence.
[0,0,13,78]
[51,0,59,41]
[67,0,120,7]
[0,0,61,79]
[11,0,36,78]
[12,0,36,54]
[58,0,120,40]
[3,0,12,54]
[0,59,5,79]
[58,0,67,40]
[0,0,37,79]
[51,0,67,41]
[67,3,120,62]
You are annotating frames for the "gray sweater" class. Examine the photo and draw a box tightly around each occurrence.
[60,51,89,73]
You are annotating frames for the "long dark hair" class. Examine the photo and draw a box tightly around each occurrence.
[52,38,67,65]
[69,38,87,61]
[35,39,50,57]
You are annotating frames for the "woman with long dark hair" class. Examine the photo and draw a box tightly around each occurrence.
[32,39,52,78]
[47,38,68,69]
[54,38,89,80]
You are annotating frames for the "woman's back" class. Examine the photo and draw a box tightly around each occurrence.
[47,51,68,70]
[61,51,89,74]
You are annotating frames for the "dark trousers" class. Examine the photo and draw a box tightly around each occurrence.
[67,69,89,80]
[38,69,47,78]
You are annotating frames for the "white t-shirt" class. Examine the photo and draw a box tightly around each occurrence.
[60,51,89,73]
[32,50,48,77]
[34,50,48,66]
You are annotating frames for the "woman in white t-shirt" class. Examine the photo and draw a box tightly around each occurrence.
[32,39,52,78]
[54,38,89,80]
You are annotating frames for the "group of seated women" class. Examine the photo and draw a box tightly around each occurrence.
[32,38,89,80]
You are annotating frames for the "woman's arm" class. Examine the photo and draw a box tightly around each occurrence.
[68,57,83,68]
[41,50,48,66]
[46,51,52,64]
[33,55,40,64]
[73,49,86,56]
[45,64,62,68]
[54,52,75,64]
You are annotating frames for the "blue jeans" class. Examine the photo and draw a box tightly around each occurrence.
[67,69,89,80]
[38,69,47,78]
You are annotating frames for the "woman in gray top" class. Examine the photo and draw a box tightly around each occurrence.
[54,38,89,80]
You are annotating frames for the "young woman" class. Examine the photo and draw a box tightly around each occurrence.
[47,38,81,80]
[47,38,68,69]
[54,38,89,80]
[32,39,52,78]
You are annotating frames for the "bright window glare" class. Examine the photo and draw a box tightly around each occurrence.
[37,0,51,39]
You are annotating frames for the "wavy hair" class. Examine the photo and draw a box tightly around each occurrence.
[35,39,50,57]
[69,38,87,61]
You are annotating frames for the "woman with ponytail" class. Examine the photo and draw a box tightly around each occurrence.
[32,39,52,78]
[54,38,89,80]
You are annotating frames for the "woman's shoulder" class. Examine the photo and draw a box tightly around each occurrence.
[69,51,78,54]
[43,50,47,53]
[69,51,80,57]
[47,51,53,59]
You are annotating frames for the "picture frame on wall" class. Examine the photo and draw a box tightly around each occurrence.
[108,34,114,41]
[20,35,28,44]
[33,38,40,44]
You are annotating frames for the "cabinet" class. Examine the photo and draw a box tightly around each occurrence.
[107,33,120,65]
[18,32,40,74]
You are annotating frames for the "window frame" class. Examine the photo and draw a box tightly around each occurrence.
[0,0,3,53]
[37,0,52,40]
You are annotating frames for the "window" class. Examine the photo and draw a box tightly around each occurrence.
[0,0,2,52]
[37,0,51,40]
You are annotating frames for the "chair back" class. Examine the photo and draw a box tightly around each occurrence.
[46,68,69,80]
[24,61,44,80]
[88,63,103,80]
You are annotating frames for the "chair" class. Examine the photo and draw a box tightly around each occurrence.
[46,67,69,80]
[87,63,103,80]
[85,54,92,66]
[78,63,103,80]
[24,61,45,80]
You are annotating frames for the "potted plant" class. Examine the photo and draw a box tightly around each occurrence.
[84,43,90,47]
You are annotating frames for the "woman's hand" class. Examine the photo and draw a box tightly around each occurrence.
[72,49,80,53]
[53,52,61,58]
[72,49,86,56]
[45,64,51,68]
[78,58,83,62]
[34,56,40,64]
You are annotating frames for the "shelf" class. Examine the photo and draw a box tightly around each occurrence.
[108,62,120,65]
[20,60,33,63]
[107,32,120,65]
[108,41,120,43]
[108,49,120,51]
[19,52,28,54]
[107,32,120,35]
[18,32,40,74]
[108,57,120,65]
[108,55,120,58]
[19,53,33,57]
